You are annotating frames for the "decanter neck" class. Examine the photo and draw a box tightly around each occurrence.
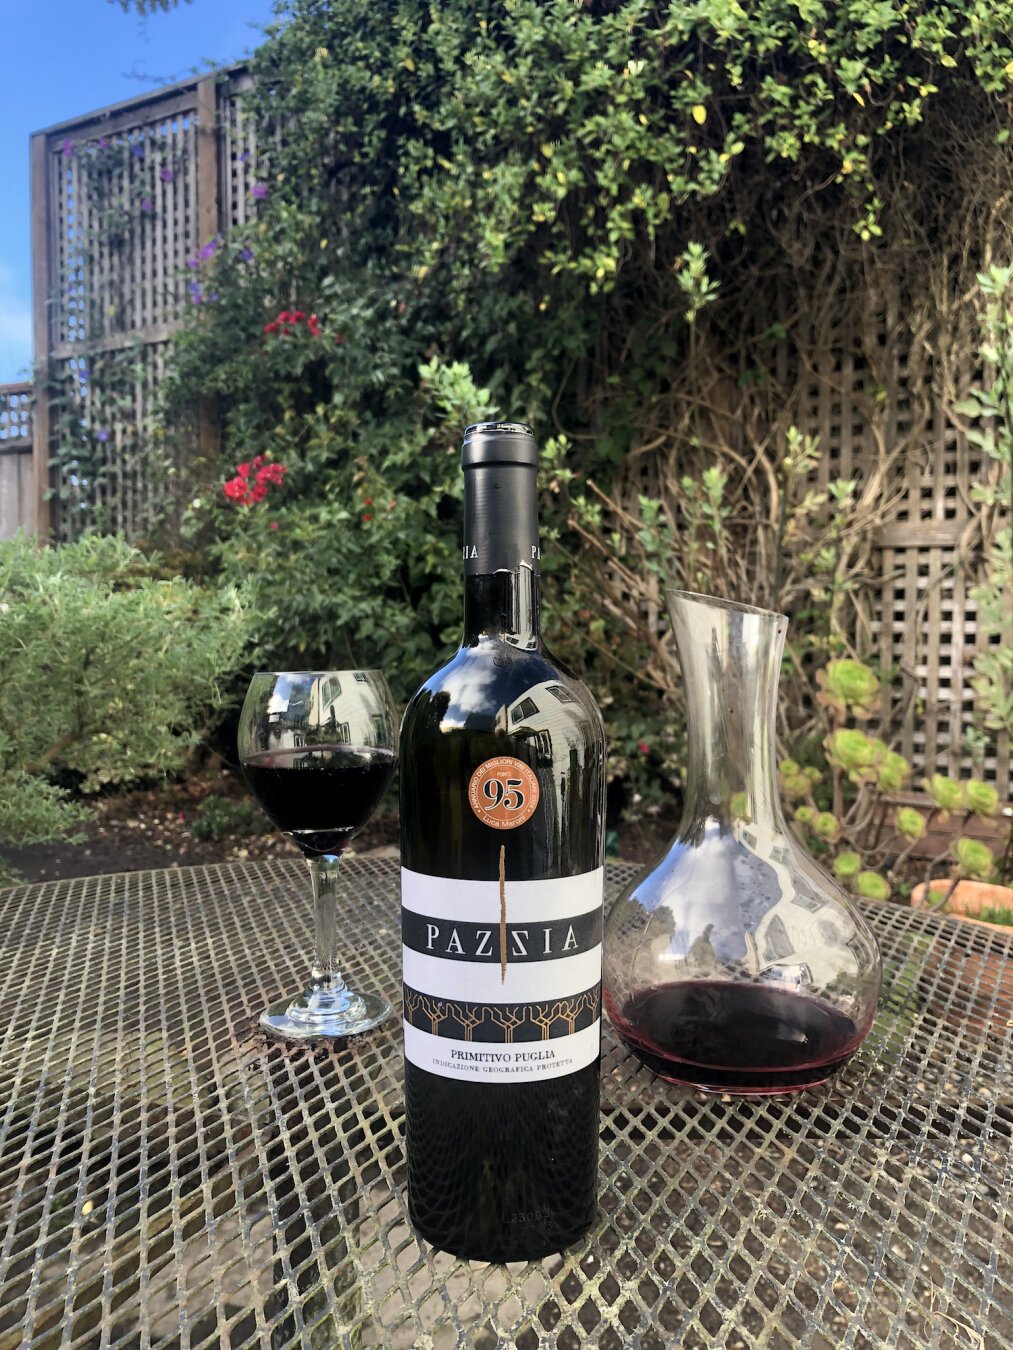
[668,591,788,833]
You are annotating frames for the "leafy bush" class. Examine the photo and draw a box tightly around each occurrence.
[189,794,270,842]
[0,535,246,880]
[179,356,493,703]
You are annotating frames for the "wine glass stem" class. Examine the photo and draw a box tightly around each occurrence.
[308,854,349,1001]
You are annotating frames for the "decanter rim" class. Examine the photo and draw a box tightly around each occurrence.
[666,589,789,625]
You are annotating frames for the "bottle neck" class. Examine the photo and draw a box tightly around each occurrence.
[463,570,541,646]
[462,462,542,647]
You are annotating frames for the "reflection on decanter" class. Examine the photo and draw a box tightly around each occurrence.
[603,592,882,1095]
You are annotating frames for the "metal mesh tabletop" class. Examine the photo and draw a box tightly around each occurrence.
[0,858,1010,1349]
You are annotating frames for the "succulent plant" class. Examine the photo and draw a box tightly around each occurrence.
[833,851,861,879]
[954,836,995,881]
[813,811,842,842]
[778,760,813,800]
[856,871,891,901]
[816,659,880,720]
[924,774,964,816]
[895,806,927,840]
[876,750,910,794]
[964,779,1000,816]
[825,728,878,782]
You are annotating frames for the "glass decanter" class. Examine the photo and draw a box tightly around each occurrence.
[603,591,882,1093]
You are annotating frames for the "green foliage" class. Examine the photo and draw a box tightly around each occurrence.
[189,794,270,842]
[812,811,842,843]
[791,655,1011,893]
[959,266,1013,742]
[0,535,246,873]
[178,354,490,701]
[856,871,891,902]
[924,773,964,815]
[953,837,995,881]
[964,780,1000,816]
[825,728,878,782]
[152,0,1012,817]
[977,905,1013,927]
[833,851,861,880]
[895,806,927,841]
[114,1,187,11]
[816,659,880,720]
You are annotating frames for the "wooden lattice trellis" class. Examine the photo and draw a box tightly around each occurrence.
[31,67,257,544]
[797,317,1009,795]
[613,300,1010,797]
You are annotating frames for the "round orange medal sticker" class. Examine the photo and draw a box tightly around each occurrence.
[468,756,540,830]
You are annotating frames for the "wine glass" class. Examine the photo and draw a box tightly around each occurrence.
[238,670,398,1039]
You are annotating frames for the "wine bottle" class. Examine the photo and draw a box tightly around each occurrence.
[399,421,607,1262]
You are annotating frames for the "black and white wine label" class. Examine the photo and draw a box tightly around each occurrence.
[401,865,603,1082]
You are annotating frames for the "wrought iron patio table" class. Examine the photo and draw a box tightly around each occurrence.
[0,858,1010,1349]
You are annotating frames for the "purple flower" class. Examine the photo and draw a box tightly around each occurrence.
[239,150,251,164]
[78,365,89,380]
[251,183,269,201]
[61,139,75,158]
[188,280,204,304]
[239,245,255,263]
[98,137,109,150]
[159,167,174,183]
[186,257,200,269]
[140,198,153,213]
[207,292,219,303]
[96,428,110,443]
[131,141,145,158]
[197,236,221,261]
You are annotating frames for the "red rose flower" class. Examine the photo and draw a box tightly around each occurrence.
[223,477,250,503]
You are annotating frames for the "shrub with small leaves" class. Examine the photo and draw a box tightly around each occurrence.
[189,794,271,842]
[0,535,246,881]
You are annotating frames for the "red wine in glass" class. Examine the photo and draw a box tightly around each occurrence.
[242,744,396,857]
[238,669,398,1040]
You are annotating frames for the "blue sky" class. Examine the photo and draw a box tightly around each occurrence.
[0,0,279,382]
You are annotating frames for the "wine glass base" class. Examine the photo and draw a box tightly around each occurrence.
[259,990,392,1041]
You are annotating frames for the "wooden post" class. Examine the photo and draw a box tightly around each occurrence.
[30,133,52,541]
[195,77,221,468]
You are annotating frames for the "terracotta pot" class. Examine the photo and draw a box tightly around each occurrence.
[909,879,1013,933]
